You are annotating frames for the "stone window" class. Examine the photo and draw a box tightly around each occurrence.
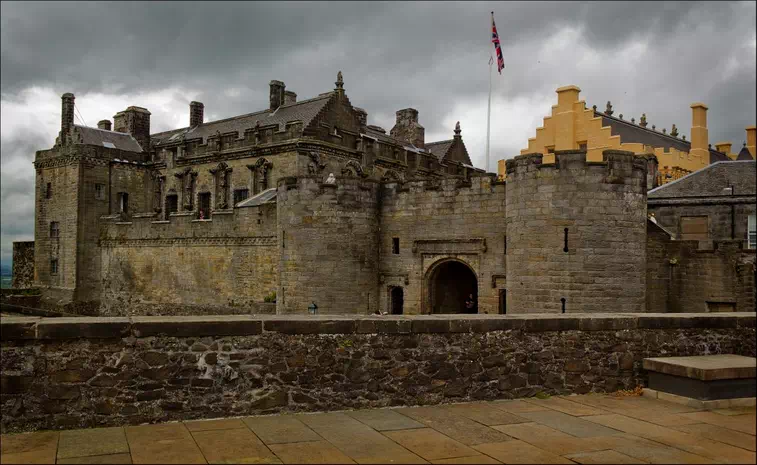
[233,189,249,205]
[49,221,60,238]
[578,141,587,151]
[166,194,178,216]
[45,182,52,199]
[392,238,400,254]
[95,183,105,200]
[748,214,756,249]
[680,216,708,241]
[117,192,129,214]
[547,146,555,154]
[50,258,58,275]
[198,192,211,219]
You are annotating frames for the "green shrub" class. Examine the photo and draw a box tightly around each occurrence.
[263,291,277,303]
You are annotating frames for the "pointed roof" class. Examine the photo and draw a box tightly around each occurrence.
[425,140,454,162]
[150,93,335,146]
[74,125,144,152]
[737,144,754,161]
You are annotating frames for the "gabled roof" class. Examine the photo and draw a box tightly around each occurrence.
[425,140,453,162]
[151,93,335,146]
[737,145,755,161]
[648,160,756,198]
[75,125,143,152]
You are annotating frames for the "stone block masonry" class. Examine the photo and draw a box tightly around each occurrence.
[11,242,34,289]
[1,312,754,433]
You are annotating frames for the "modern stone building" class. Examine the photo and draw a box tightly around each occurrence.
[499,85,756,184]
[22,72,756,316]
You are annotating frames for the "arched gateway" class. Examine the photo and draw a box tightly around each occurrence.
[425,259,478,314]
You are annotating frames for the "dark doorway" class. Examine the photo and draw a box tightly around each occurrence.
[499,289,507,314]
[165,194,178,219]
[198,192,211,219]
[390,287,404,315]
[430,260,477,314]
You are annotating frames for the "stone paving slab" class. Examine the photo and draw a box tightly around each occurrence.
[1,394,755,464]
[643,355,757,381]
[57,427,129,460]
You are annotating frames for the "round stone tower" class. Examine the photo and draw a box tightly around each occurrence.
[505,150,648,314]
[276,175,380,314]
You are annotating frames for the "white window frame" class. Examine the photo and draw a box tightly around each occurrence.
[748,214,756,249]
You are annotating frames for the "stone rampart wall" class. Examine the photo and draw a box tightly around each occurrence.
[11,242,35,289]
[1,312,753,433]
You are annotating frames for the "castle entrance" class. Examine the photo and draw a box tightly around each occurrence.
[427,259,478,314]
[390,287,404,314]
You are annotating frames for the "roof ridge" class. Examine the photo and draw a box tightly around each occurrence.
[648,160,755,194]
[594,111,691,147]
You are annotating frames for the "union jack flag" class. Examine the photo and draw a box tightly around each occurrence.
[491,12,504,74]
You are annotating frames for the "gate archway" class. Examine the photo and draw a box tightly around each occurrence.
[425,259,478,314]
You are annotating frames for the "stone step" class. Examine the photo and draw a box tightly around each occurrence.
[643,355,757,401]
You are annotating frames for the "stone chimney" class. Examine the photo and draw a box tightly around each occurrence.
[284,91,297,105]
[714,141,733,158]
[114,106,151,151]
[269,80,285,110]
[747,126,756,158]
[390,108,425,148]
[60,93,75,144]
[354,107,367,132]
[97,120,112,131]
[689,103,709,162]
[190,101,204,127]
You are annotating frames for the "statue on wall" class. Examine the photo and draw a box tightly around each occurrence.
[341,160,366,178]
[306,151,325,176]
[151,171,165,213]
[210,161,232,209]
[325,173,336,184]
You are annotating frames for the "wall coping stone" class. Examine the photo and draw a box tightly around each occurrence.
[1,313,754,341]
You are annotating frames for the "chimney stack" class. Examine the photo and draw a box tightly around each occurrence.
[97,120,112,131]
[61,93,75,142]
[747,126,756,158]
[390,108,425,148]
[190,101,204,127]
[284,91,297,105]
[689,103,709,163]
[714,141,732,159]
[354,107,367,132]
[113,106,151,152]
[269,80,285,110]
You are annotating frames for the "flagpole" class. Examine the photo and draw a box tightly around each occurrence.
[486,56,492,173]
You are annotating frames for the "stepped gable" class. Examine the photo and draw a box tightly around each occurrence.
[595,110,728,164]
[73,125,144,152]
[648,160,756,198]
[150,92,335,146]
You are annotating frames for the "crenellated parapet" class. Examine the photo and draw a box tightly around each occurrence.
[505,149,648,314]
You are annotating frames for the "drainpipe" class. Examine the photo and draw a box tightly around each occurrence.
[731,185,735,240]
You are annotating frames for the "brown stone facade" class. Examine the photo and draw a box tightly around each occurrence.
[1,313,754,433]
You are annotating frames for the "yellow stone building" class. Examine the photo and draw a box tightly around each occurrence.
[498,85,756,184]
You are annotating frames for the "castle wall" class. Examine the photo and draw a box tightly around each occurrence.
[11,242,35,289]
[646,222,756,313]
[505,150,648,314]
[648,201,756,245]
[277,176,380,314]
[379,176,507,314]
[99,205,277,315]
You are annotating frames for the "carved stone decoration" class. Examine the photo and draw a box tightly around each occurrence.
[253,120,261,145]
[341,160,367,178]
[335,71,344,90]
[325,173,336,184]
[381,169,403,182]
[670,124,679,137]
[306,151,326,175]
[175,167,197,211]
[604,101,614,116]
[210,161,233,209]
[639,114,648,128]
[247,158,273,194]
[150,170,165,213]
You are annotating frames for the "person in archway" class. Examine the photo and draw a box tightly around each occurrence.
[464,293,477,314]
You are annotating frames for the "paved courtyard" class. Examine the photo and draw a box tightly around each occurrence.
[1,394,755,464]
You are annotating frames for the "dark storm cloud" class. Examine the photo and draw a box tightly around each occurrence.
[1,1,755,262]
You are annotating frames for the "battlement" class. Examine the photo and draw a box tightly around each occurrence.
[506,149,647,179]
[276,175,380,204]
[381,173,503,201]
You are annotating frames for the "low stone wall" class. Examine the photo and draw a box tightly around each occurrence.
[1,313,754,433]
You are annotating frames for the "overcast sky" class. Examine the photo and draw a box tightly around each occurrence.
[1,1,755,267]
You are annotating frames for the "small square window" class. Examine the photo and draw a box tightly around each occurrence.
[50,221,60,238]
[392,238,400,254]
[45,182,52,199]
[578,141,587,151]
[95,183,105,200]
[50,259,58,275]
[546,146,555,154]
[233,189,249,205]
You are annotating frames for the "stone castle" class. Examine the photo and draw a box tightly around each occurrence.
[25,72,756,316]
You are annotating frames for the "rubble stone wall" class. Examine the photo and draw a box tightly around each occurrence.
[1,312,753,433]
[11,242,35,289]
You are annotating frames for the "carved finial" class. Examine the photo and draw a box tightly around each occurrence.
[670,124,678,137]
[708,143,712,149]
[652,124,656,130]
[639,113,648,128]
[744,141,747,147]
[662,128,667,134]
[592,105,597,112]
[454,121,461,136]
[255,120,260,128]
[631,117,635,124]
[682,135,686,141]
[619,114,623,120]
[604,101,613,116]
[335,71,344,90]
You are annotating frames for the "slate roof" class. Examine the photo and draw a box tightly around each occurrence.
[425,140,453,162]
[737,145,755,160]
[595,112,727,164]
[648,160,756,198]
[150,93,335,146]
[75,125,144,152]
